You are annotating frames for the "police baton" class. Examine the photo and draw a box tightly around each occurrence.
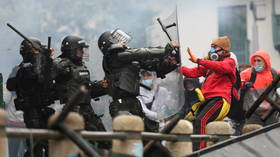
[7,23,43,52]
[156,18,180,65]
[157,18,176,41]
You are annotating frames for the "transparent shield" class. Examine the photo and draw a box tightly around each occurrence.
[145,7,185,119]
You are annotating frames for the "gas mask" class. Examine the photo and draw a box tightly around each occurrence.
[208,47,223,61]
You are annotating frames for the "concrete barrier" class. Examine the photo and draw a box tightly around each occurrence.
[48,112,85,157]
[0,109,8,157]
[242,124,263,134]
[112,115,144,157]
[206,121,232,147]
[165,120,193,157]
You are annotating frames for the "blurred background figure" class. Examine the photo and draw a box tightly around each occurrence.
[239,63,252,72]
[182,77,201,113]
[4,66,26,157]
[137,70,171,132]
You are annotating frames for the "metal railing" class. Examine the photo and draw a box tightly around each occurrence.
[5,127,232,142]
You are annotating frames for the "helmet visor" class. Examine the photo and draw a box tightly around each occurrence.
[82,47,90,61]
[77,40,89,61]
[111,29,132,45]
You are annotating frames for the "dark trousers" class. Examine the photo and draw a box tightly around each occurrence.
[193,98,224,151]
[74,104,110,149]
[23,107,54,157]
[144,118,159,132]
[78,105,106,132]
[109,97,144,118]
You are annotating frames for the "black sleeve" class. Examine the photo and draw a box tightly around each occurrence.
[32,53,45,82]
[51,58,71,79]
[116,43,178,78]
[6,77,17,91]
[116,46,166,62]
[32,52,54,83]
[6,64,35,91]
[140,57,177,78]
[139,43,178,78]
[155,59,178,78]
[6,65,20,91]
[117,42,177,59]
[90,80,107,99]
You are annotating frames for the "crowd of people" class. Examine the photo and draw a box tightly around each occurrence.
[2,29,280,156]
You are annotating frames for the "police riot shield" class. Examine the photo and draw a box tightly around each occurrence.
[145,7,185,120]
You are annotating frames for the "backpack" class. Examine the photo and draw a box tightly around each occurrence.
[227,68,243,121]
[227,68,278,121]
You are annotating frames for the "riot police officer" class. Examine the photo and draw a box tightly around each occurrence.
[98,29,178,118]
[52,35,109,148]
[6,37,55,157]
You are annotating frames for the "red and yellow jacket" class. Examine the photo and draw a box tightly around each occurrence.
[181,57,236,102]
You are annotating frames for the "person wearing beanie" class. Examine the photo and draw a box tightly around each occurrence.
[179,36,236,151]
[211,36,231,51]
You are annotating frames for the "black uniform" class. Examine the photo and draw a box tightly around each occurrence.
[52,35,109,148]
[6,38,54,157]
[98,29,178,118]
[53,57,106,131]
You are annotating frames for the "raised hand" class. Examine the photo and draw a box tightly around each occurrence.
[187,47,198,63]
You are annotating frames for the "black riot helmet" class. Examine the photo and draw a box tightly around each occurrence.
[20,37,42,62]
[98,29,132,55]
[60,35,89,63]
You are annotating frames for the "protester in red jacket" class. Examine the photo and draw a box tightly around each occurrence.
[181,36,236,150]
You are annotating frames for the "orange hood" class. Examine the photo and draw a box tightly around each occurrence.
[241,50,275,90]
[250,50,271,72]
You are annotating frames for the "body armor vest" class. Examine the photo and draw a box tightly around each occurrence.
[54,58,91,105]
[13,62,55,110]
